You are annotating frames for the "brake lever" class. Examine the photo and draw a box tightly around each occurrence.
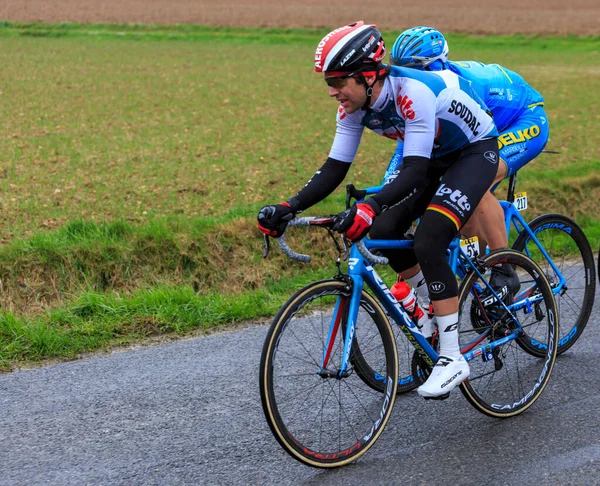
[262,234,271,258]
[345,184,354,210]
[345,183,368,209]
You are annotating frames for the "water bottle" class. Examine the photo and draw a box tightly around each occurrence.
[391,280,435,338]
[390,280,425,325]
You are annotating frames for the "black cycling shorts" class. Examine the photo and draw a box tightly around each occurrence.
[370,137,499,299]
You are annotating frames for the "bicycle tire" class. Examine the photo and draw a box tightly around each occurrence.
[512,213,595,355]
[459,249,558,418]
[259,279,399,468]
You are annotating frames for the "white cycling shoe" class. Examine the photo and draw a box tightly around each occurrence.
[417,355,470,399]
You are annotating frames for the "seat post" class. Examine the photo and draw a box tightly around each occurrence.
[506,173,517,203]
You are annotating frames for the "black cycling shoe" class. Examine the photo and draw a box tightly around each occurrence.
[471,286,514,334]
[470,263,520,334]
[489,262,521,296]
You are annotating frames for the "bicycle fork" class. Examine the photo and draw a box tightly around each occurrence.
[320,277,363,378]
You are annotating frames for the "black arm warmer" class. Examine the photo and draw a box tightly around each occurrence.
[287,158,351,212]
[369,156,430,212]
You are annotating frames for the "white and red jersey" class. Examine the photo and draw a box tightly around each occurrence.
[328,65,497,163]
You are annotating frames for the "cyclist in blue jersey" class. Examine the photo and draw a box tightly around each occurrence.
[257,21,502,398]
[388,26,548,303]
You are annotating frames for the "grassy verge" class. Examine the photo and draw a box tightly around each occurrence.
[0,215,379,370]
[0,22,598,369]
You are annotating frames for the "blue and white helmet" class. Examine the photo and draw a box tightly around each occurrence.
[390,26,449,70]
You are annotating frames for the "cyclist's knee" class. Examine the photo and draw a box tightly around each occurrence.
[369,213,418,273]
[413,225,452,265]
[494,160,507,183]
[413,211,459,299]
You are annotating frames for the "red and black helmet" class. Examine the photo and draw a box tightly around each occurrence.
[314,21,386,77]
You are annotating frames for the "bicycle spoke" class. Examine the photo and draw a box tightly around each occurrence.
[512,215,595,355]
[260,282,398,466]
[458,249,558,417]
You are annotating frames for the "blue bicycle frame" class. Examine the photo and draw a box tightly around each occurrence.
[320,236,533,377]
[501,200,567,293]
[316,160,558,377]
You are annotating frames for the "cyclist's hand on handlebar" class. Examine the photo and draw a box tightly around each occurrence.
[332,201,378,242]
[257,202,296,238]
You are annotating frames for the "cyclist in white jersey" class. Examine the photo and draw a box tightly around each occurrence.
[258,21,501,398]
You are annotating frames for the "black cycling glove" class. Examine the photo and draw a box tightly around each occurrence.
[257,202,296,238]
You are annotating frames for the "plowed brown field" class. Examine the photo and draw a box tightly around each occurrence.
[1,0,598,35]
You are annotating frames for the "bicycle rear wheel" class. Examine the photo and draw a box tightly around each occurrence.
[260,279,398,468]
[459,249,558,417]
[512,213,595,355]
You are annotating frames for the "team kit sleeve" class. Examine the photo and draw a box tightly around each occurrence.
[327,108,365,163]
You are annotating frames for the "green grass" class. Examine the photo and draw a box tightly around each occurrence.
[0,286,288,369]
[0,22,598,369]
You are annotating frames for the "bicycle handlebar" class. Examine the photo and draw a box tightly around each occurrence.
[356,240,389,266]
[277,219,313,263]
[264,184,390,266]
[274,217,389,266]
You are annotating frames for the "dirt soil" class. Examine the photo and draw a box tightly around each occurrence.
[1,0,598,35]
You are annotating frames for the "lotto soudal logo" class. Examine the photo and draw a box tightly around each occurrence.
[484,151,498,164]
[429,282,446,294]
[448,100,481,135]
[396,88,415,120]
[362,35,376,52]
[435,184,471,211]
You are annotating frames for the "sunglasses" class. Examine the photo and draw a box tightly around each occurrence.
[324,74,354,89]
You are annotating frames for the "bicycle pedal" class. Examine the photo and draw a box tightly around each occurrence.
[422,392,450,401]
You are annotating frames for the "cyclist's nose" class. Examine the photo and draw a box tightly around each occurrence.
[328,86,339,97]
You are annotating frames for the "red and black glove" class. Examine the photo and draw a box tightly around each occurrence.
[257,202,296,238]
[332,200,380,242]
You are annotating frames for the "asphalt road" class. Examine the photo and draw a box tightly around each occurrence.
[1,285,599,486]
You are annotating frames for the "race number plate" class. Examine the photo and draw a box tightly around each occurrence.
[514,191,528,211]
[460,236,480,259]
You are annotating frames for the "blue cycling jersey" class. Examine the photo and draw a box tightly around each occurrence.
[445,61,544,131]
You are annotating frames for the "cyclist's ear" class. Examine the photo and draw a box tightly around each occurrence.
[364,74,377,85]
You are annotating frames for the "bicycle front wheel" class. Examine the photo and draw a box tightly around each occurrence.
[259,279,398,468]
[351,311,427,395]
[512,213,595,355]
[458,249,558,418]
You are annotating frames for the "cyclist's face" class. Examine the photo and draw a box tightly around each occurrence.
[326,76,366,114]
